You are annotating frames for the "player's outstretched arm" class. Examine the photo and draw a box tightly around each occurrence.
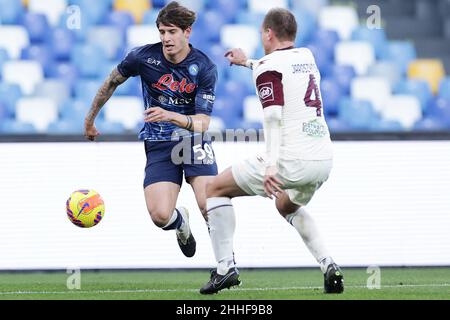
[225,48,256,69]
[144,107,210,133]
[84,68,128,141]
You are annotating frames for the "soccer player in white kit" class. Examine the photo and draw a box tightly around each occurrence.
[200,8,344,294]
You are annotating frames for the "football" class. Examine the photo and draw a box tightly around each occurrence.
[66,189,105,228]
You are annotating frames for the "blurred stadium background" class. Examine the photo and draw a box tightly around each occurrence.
[0,0,450,300]
[0,0,449,135]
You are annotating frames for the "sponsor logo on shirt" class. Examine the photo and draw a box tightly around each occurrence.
[257,82,274,102]
[152,74,197,93]
[158,95,193,105]
[147,57,161,66]
[202,94,215,103]
[302,119,327,137]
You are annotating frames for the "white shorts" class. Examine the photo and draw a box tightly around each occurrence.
[231,155,332,206]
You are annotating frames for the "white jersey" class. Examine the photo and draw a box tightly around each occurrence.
[252,47,333,161]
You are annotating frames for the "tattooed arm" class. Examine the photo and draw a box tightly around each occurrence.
[84,68,128,141]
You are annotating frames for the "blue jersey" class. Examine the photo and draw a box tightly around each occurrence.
[117,42,217,141]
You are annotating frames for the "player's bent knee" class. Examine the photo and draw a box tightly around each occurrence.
[148,208,172,228]
[205,177,222,198]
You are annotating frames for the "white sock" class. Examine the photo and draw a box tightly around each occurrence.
[207,197,236,275]
[161,208,183,231]
[285,207,333,273]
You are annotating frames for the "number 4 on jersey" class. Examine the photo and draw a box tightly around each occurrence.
[304,74,322,117]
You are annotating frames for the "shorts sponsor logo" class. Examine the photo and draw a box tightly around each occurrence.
[257,82,274,102]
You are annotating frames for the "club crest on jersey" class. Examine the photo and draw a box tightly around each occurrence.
[152,74,197,93]
[188,64,199,76]
[257,82,274,102]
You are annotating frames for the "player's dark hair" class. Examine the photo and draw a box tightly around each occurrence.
[156,1,196,31]
[263,8,297,42]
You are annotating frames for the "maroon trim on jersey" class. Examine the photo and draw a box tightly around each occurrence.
[256,71,284,108]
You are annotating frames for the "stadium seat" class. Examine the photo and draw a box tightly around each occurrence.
[0,101,9,120]
[439,77,450,100]
[326,116,352,133]
[338,97,379,130]
[335,41,375,75]
[0,0,25,24]
[0,119,36,134]
[71,44,108,78]
[408,59,446,94]
[221,24,260,57]
[350,76,391,113]
[21,44,55,77]
[292,9,317,46]
[380,95,422,130]
[103,96,143,130]
[236,10,265,27]
[413,116,448,131]
[2,60,43,95]
[175,0,206,12]
[367,61,402,90]
[49,27,76,61]
[243,96,264,125]
[207,116,226,132]
[207,0,245,23]
[195,10,227,42]
[74,80,104,106]
[28,0,67,26]
[87,26,124,60]
[291,0,329,16]
[47,62,79,95]
[96,119,126,134]
[318,6,359,40]
[33,80,70,106]
[23,12,50,43]
[351,27,387,59]
[0,26,30,59]
[370,119,405,132]
[331,65,356,95]
[73,0,110,25]
[227,65,254,93]
[106,10,135,33]
[59,99,91,123]
[0,48,9,71]
[307,43,333,77]
[127,25,160,49]
[142,8,159,25]
[248,0,288,14]
[311,29,340,57]
[0,83,22,116]
[380,40,416,75]
[114,0,150,24]
[211,97,241,128]
[320,78,343,116]
[427,97,450,125]
[15,97,58,132]
[47,119,83,134]
[395,79,433,112]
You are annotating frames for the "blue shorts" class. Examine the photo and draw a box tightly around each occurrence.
[143,137,218,188]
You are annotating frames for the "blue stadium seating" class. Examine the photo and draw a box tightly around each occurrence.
[0,0,24,24]
[338,98,379,130]
[50,28,76,61]
[0,82,22,116]
[331,64,356,95]
[439,77,450,100]
[0,119,36,134]
[47,119,83,134]
[351,27,387,59]
[380,41,417,74]
[427,97,450,125]
[23,12,50,44]
[321,77,343,116]
[71,44,109,78]
[21,44,54,77]
[395,79,433,112]
[413,116,448,131]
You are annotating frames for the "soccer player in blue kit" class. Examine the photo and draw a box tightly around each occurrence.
[84,2,218,258]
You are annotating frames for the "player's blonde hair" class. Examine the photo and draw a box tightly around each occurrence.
[156,1,196,31]
[263,8,297,42]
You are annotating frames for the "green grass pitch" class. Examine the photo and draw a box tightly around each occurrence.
[0,267,448,300]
